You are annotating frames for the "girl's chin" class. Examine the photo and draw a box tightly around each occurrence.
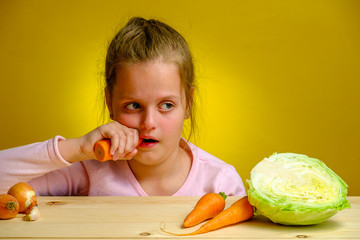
[131,154,162,166]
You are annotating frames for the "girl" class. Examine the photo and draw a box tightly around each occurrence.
[0,17,245,196]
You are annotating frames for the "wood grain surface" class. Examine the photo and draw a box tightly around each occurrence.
[0,196,358,239]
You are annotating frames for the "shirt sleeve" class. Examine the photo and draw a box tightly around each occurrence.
[0,136,88,195]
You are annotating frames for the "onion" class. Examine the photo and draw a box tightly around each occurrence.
[8,182,37,213]
[0,194,20,219]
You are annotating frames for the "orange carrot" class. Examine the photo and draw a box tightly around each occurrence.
[183,192,227,228]
[94,138,143,162]
[161,196,254,236]
[94,139,112,162]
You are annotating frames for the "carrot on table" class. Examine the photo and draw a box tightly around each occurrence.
[183,192,227,228]
[160,196,254,236]
[94,138,143,162]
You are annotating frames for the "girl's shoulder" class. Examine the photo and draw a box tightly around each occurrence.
[184,140,231,166]
[178,140,246,196]
[183,140,239,180]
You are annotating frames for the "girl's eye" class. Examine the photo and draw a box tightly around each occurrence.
[125,102,141,110]
[159,102,174,111]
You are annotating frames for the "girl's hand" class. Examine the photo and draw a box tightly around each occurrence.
[59,121,140,163]
[82,121,140,161]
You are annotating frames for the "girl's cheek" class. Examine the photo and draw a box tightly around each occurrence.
[161,116,184,133]
[117,114,139,129]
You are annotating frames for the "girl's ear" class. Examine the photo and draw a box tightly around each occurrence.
[105,87,114,120]
[190,86,194,100]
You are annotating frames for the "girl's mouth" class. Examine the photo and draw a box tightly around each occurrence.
[142,139,158,143]
[138,136,159,148]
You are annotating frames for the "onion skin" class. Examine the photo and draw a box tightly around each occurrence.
[0,194,20,220]
[8,182,37,213]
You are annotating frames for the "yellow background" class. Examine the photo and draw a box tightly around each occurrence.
[0,0,359,195]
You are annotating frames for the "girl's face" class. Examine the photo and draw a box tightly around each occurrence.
[106,60,188,165]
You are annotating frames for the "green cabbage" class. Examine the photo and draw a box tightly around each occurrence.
[247,153,350,225]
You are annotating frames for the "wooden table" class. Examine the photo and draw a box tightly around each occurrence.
[0,196,358,239]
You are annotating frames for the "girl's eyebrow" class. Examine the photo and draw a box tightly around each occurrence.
[161,95,181,100]
[119,94,181,101]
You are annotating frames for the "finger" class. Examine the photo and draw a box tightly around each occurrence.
[113,133,127,160]
[122,149,138,160]
[118,133,127,154]
[125,129,139,153]
[109,135,119,156]
[133,130,141,148]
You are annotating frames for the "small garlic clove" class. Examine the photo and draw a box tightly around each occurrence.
[23,205,40,221]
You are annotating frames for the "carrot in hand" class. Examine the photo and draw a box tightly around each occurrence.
[183,192,227,228]
[161,196,254,236]
[94,139,112,162]
[94,138,142,162]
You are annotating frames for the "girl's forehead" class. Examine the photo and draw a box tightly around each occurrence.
[113,61,185,100]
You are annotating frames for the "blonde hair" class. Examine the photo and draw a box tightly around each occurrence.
[105,17,197,140]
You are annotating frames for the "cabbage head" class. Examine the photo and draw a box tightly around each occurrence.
[247,153,350,225]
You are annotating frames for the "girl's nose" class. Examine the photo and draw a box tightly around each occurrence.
[140,109,156,131]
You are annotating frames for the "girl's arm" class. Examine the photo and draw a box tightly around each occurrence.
[0,120,141,182]
[0,121,139,193]
[0,136,72,193]
[58,121,140,163]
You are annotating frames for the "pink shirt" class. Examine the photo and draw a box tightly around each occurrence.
[0,136,246,196]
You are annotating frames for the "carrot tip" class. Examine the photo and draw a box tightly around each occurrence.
[159,222,183,236]
[160,221,200,236]
[160,221,166,230]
